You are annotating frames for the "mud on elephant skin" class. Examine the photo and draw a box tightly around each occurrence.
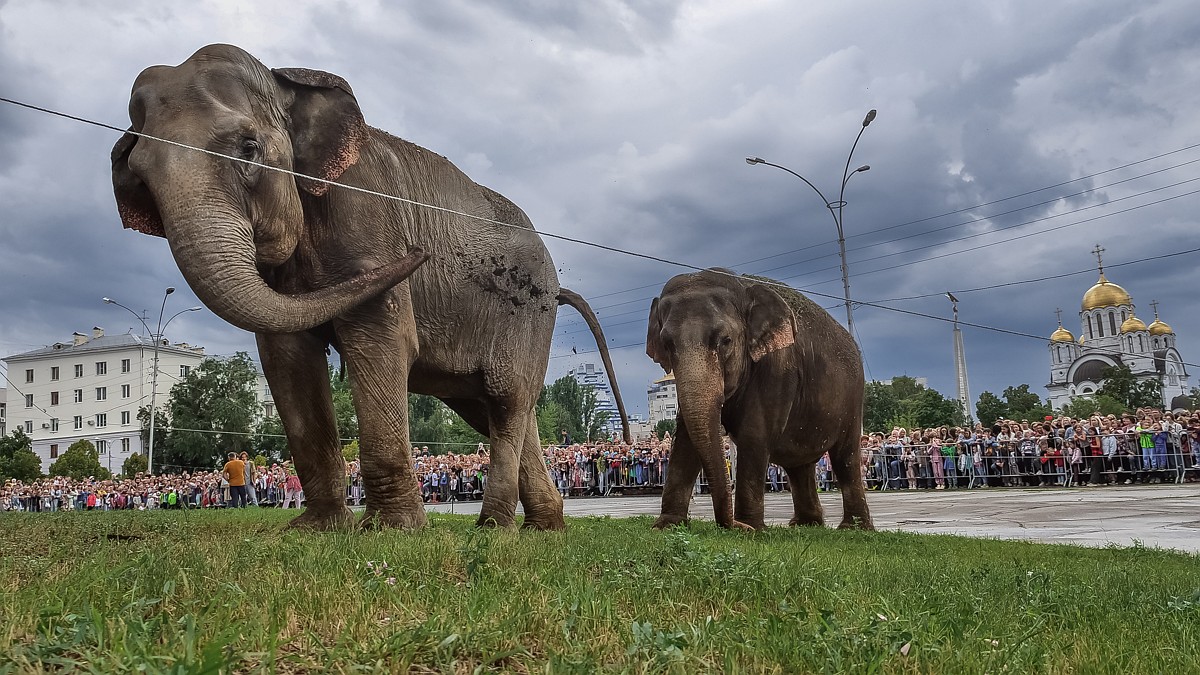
[112,43,630,531]
[645,269,873,531]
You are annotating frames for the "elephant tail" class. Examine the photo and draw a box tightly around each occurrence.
[558,288,632,444]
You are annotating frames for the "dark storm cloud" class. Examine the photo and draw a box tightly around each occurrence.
[1,0,1198,419]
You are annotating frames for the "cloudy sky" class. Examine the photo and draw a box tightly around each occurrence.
[1,0,1198,421]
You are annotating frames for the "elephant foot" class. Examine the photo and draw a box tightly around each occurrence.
[475,512,517,529]
[286,506,356,532]
[652,514,689,530]
[837,513,875,531]
[360,506,427,531]
[789,514,825,527]
[726,519,757,532]
[520,510,566,531]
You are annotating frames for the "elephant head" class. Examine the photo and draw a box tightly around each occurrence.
[112,43,427,333]
[646,270,794,524]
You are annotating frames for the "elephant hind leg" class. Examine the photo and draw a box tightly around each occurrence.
[828,440,874,531]
[442,398,565,530]
[783,461,824,527]
[518,416,565,531]
[475,399,531,529]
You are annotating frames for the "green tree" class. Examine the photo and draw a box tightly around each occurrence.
[1097,365,1163,411]
[1000,384,1051,422]
[49,439,111,481]
[862,377,965,432]
[654,418,676,440]
[1059,394,1127,419]
[539,376,608,443]
[253,415,288,461]
[121,452,147,477]
[160,352,260,470]
[537,400,571,445]
[409,394,448,449]
[0,429,43,481]
[974,391,1007,428]
[863,381,900,433]
[342,439,359,462]
[330,368,359,441]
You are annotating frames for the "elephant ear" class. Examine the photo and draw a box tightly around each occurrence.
[645,297,673,372]
[272,67,370,196]
[111,129,165,238]
[745,284,795,362]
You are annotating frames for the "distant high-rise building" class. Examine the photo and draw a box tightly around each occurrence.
[567,362,620,433]
[647,372,677,427]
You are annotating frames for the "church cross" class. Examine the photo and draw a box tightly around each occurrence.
[1054,307,1063,325]
[1091,244,1105,275]
[1150,299,1159,318]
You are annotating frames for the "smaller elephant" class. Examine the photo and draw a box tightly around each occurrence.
[645,269,873,530]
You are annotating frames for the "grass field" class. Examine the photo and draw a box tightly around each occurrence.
[1,509,1198,674]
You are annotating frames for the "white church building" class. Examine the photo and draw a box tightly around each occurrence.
[1046,250,1189,411]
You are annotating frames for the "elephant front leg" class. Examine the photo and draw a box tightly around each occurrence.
[784,461,824,527]
[257,332,354,531]
[335,297,426,530]
[654,423,701,529]
[732,443,769,530]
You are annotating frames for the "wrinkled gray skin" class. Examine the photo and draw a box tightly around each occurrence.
[645,269,872,530]
[112,44,630,531]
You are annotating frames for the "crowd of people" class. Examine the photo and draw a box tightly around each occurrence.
[858,410,1200,491]
[4,408,1198,512]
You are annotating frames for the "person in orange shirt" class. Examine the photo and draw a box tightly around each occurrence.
[222,452,247,508]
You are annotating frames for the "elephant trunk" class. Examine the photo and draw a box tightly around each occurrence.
[151,179,427,335]
[674,352,736,527]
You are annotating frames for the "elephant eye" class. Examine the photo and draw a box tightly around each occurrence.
[238,138,261,161]
[720,336,733,347]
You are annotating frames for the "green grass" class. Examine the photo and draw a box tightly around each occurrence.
[0,510,1197,673]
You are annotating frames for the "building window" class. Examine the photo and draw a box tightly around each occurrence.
[25,369,33,383]
[50,418,59,432]
[121,384,130,398]
[73,389,83,403]
[1139,335,1145,351]
[24,421,33,433]
[1096,313,1104,337]
[73,415,83,430]
[180,365,191,378]
[121,411,130,425]
[121,358,131,373]
[24,394,33,408]
[95,361,107,376]
[49,444,58,459]
[74,364,84,378]
[121,438,130,454]
[96,387,107,401]
[50,391,59,406]
[97,439,107,454]
[96,413,107,428]
[51,366,60,381]
[1109,312,1117,335]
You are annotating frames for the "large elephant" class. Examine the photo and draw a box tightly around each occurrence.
[111,44,629,531]
[645,269,872,530]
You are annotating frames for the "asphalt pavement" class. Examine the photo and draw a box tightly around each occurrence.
[427,484,1200,553]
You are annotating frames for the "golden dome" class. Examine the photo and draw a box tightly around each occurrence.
[1050,325,1075,342]
[1081,274,1132,311]
[1120,315,1147,333]
[1148,318,1174,335]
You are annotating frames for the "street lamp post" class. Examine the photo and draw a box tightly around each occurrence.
[746,108,876,337]
[103,288,201,475]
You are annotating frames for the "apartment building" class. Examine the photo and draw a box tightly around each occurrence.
[2,327,271,474]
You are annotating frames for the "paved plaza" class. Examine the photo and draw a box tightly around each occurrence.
[428,484,1200,553]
